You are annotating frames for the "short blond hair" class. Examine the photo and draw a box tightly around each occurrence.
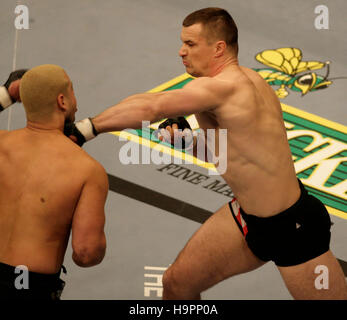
[20,64,70,121]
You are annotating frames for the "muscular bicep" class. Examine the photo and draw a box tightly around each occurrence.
[156,78,223,119]
[71,162,108,257]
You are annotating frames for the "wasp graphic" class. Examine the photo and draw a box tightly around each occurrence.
[253,47,345,98]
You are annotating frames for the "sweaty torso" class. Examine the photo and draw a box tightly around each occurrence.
[196,66,300,217]
[0,129,94,274]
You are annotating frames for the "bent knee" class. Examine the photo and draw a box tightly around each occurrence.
[162,267,180,292]
[163,266,193,294]
[162,266,201,299]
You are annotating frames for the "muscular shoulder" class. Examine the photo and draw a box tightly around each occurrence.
[83,153,108,190]
[56,135,108,184]
[239,66,268,87]
[70,147,108,195]
[72,145,107,177]
[184,77,234,103]
[185,77,232,91]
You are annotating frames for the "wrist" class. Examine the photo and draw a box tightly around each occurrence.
[75,118,98,142]
[89,117,99,136]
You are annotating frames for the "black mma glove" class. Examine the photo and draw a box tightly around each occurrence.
[158,116,191,131]
[0,69,28,111]
[64,118,98,147]
[158,116,193,149]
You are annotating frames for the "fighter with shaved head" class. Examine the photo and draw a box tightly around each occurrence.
[65,8,346,299]
[0,65,108,300]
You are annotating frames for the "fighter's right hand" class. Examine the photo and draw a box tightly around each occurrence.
[64,118,99,147]
[0,69,28,111]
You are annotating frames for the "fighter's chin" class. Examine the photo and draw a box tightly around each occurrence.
[184,66,201,77]
[184,67,194,77]
[187,70,202,78]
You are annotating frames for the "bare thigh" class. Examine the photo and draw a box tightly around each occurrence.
[278,250,347,300]
[165,202,266,295]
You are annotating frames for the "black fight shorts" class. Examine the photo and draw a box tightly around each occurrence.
[0,262,66,300]
[228,180,332,267]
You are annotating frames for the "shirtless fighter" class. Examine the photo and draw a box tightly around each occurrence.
[9,8,347,299]
[0,65,108,300]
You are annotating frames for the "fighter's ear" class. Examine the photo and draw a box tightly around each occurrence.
[57,93,67,111]
[214,40,227,58]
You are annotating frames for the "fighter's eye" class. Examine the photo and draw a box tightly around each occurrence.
[297,74,313,85]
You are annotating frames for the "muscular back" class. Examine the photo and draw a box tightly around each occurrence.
[0,129,104,274]
[200,66,300,216]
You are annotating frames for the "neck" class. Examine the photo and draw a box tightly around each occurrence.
[209,55,239,77]
[26,116,65,134]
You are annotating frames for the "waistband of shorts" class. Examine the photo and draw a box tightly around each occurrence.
[239,179,308,224]
[0,262,63,284]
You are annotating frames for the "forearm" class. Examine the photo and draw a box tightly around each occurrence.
[69,86,205,146]
[92,93,163,133]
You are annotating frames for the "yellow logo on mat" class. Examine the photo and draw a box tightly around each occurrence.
[254,47,333,98]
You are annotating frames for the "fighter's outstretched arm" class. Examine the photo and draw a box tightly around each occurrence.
[68,77,222,146]
[93,77,219,132]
